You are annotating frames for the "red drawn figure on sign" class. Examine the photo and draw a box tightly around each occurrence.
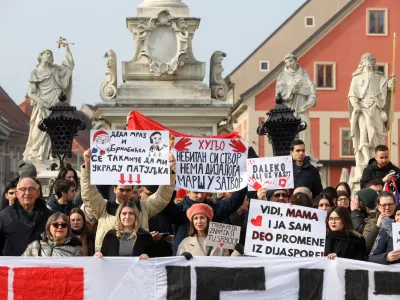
[248,177,262,191]
[149,131,168,157]
[175,137,192,151]
[279,178,288,188]
[251,215,263,227]
[92,130,111,156]
[229,139,247,153]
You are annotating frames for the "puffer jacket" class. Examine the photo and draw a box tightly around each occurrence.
[80,166,176,251]
[23,233,83,257]
[360,157,400,188]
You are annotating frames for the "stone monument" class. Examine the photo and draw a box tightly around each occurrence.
[276,53,317,161]
[348,53,395,189]
[95,0,232,135]
[23,41,74,170]
[210,51,228,101]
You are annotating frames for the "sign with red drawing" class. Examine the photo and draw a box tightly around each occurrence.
[244,200,326,258]
[205,222,241,250]
[247,156,294,191]
[174,137,248,192]
[90,130,170,185]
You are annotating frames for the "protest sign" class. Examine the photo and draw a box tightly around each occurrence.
[90,130,170,185]
[174,137,248,192]
[247,156,293,191]
[4,257,400,299]
[205,222,241,250]
[244,199,327,258]
[393,222,400,250]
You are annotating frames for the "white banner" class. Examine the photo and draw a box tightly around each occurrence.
[247,156,294,191]
[206,222,241,250]
[174,137,248,192]
[2,257,400,299]
[90,130,170,185]
[245,200,327,258]
[393,222,400,250]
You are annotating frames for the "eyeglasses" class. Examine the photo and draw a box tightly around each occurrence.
[18,187,38,193]
[379,203,395,208]
[337,198,349,202]
[51,223,68,229]
[328,217,341,221]
[273,193,288,198]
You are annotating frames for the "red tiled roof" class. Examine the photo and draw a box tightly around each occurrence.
[0,87,30,134]
[19,97,33,118]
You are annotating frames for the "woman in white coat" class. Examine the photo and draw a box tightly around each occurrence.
[177,203,243,259]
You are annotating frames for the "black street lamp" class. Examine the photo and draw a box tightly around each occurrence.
[257,93,307,156]
[38,92,86,169]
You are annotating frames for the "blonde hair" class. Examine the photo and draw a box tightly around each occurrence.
[115,201,140,241]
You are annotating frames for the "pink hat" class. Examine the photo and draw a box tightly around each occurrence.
[93,130,108,142]
[186,203,214,221]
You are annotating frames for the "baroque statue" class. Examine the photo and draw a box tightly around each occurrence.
[100,50,117,101]
[348,52,396,178]
[210,51,228,101]
[23,40,74,163]
[276,53,317,160]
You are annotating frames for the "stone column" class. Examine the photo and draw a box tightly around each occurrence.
[137,0,189,17]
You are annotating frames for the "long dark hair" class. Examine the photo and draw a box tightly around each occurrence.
[50,164,79,193]
[326,206,361,236]
[335,182,351,197]
[315,193,334,209]
[69,208,89,256]
[189,216,210,237]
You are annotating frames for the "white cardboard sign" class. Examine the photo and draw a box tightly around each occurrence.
[205,222,241,250]
[90,130,170,185]
[244,200,327,258]
[247,156,294,191]
[392,222,400,250]
[174,137,248,192]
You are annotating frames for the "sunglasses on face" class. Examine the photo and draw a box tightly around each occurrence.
[51,223,68,229]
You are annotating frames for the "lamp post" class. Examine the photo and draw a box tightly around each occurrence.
[257,93,307,156]
[38,92,86,169]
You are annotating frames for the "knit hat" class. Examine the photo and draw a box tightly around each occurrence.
[186,203,214,221]
[356,188,378,209]
[19,162,37,178]
[141,185,159,194]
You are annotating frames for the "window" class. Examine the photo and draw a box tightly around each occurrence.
[314,62,336,90]
[305,16,315,27]
[376,62,388,77]
[260,61,269,72]
[340,129,354,157]
[366,8,388,36]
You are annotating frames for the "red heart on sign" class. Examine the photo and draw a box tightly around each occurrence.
[251,215,262,227]
[219,243,224,247]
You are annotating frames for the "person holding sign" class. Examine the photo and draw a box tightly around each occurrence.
[177,203,243,258]
[81,149,176,252]
[369,205,400,265]
[325,207,366,260]
[94,201,155,258]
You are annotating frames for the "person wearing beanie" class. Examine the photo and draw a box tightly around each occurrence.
[369,203,400,265]
[364,191,396,254]
[351,188,378,234]
[177,203,243,258]
[18,162,37,178]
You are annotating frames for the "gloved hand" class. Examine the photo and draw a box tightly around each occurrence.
[181,252,193,260]
[234,243,244,255]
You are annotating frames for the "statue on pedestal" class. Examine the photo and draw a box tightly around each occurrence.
[348,53,395,179]
[276,53,317,161]
[23,40,74,163]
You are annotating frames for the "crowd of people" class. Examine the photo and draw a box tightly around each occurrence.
[0,139,399,266]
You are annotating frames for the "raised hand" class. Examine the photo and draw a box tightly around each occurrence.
[229,139,246,153]
[175,137,192,151]
[84,148,92,169]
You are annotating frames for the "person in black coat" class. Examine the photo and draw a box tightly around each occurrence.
[94,201,155,258]
[360,145,400,189]
[290,140,323,198]
[48,180,77,215]
[0,177,53,256]
[325,206,366,261]
[69,208,95,256]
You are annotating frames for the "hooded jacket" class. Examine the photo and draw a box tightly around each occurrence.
[47,194,77,215]
[324,231,366,261]
[23,233,83,257]
[0,198,53,256]
[360,157,400,188]
[293,156,323,197]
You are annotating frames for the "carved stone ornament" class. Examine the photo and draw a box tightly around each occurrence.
[135,10,189,76]
[210,51,228,101]
[100,50,117,101]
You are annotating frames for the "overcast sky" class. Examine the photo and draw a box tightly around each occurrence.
[0,0,305,108]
